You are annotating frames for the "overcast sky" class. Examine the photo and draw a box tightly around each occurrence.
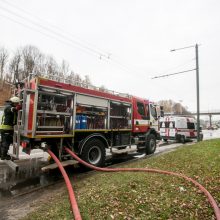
[1,0,220,115]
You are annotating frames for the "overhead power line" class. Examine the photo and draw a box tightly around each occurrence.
[170,45,196,52]
[158,58,194,75]
[0,4,108,58]
[151,68,196,79]
[5,0,196,79]
[0,13,99,58]
[0,1,147,77]
[2,0,111,59]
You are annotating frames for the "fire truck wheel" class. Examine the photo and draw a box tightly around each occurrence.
[81,139,106,167]
[146,134,156,155]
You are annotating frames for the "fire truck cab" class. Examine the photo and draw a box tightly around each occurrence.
[11,74,161,167]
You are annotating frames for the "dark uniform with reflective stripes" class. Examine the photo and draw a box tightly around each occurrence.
[0,102,17,160]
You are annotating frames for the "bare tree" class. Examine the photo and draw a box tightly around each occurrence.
[83,75,92,87]
[158,99,191,115]
[60,60,70,77]
[172,103,183,114]
[4,44,94,92]
[99,85,106,92]
[22,45,41,79]
[0,47,9,81]
[32,53,46,76]
[65,71,75,84]
[74,73,83,86]
[44,55,59,79]
[158,100,174,113]
[9,49,22,83]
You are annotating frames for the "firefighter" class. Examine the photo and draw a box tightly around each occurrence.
[0,96,20,160]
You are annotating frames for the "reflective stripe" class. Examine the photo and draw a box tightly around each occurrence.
[1,114,4,125]
[0,107,16,130]
[0,124,13,130]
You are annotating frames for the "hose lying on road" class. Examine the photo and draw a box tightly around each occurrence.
[47,149,82,220]
[64,147,220,220]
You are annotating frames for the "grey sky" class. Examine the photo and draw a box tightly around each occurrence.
[0,0,220,113]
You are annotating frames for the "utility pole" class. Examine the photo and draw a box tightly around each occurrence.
[152,44,201,142]
[171,44,200,142]
[195,44,200,142]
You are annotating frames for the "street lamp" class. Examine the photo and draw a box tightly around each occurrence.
[170,44,200,142]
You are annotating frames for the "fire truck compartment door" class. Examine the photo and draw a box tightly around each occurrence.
[76,94,108,107]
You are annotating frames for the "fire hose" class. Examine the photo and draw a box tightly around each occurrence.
[48,148,220,220]
[47,149,82,220]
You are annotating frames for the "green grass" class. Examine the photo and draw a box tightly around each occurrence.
[22,139,220,220]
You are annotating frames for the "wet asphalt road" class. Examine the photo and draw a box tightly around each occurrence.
[0,129,219,198]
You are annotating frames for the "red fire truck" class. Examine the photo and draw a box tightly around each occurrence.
[12,74,162,167]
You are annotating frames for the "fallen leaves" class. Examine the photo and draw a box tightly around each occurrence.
[22,139,220,220]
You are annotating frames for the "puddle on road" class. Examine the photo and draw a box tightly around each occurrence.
[0,155,137,199]
[0,158,61,198]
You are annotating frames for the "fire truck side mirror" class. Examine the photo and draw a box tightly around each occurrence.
[160,106,164,117]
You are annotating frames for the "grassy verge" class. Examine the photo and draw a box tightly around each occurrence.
[22,139,220,220]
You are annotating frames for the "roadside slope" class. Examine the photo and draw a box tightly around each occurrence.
[22,139,220,220]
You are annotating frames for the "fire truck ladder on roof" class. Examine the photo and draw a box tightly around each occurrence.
[33,73,132,99]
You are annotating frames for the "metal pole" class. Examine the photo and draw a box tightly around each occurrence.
[209,114,212,128]
[156,44,201,141]
[195,44,200,141]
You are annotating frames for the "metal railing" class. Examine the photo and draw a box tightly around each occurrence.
[29,73,132,99]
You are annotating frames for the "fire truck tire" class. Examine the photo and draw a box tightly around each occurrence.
[146,134,156,155]
[81,139,106,167]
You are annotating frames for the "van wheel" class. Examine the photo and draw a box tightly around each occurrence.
[180,135,185,144]
[81,139,106,167]
[146,134,156,155]
[199,134,203,141]
[176,134,181,143]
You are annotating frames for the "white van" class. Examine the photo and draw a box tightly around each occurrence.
[159,116,203,143]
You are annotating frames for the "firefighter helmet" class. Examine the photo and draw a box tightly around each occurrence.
[9,96,20,103]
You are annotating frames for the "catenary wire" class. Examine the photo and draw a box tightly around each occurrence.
[0,13,98,58]
[0,5,104,58]
[0,2,151,77]
[0,6,146,77]
[2,0,110,58]
[151,68,196,79]
[0,2,197,80]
